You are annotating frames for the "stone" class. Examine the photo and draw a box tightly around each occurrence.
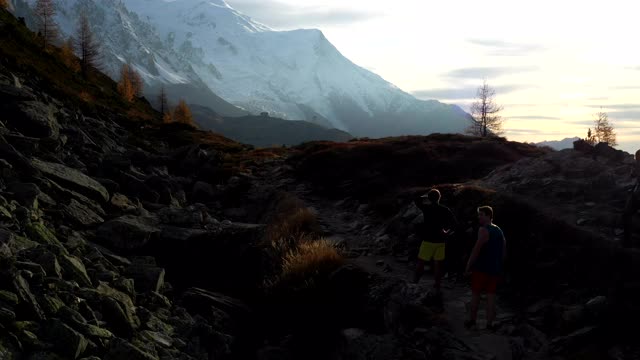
[157,206,204,226]
[47,319,88,359]
[125,264,165,293]
[97,216,161,250]
[31,158,109,202]
[0,290,19,306]
[62,199,104,227]
[25,222,60,246]
[105,338,159,360]
[58,254,92,288]
[5,101,60,140]
[13,272,45,320]
[0,307,16,323]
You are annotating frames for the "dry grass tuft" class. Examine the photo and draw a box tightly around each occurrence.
[278,239,344,288]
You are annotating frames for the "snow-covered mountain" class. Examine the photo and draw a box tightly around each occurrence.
[12,0,473,137]
[536,137,580,150]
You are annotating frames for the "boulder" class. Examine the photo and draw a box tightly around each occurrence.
[58,254,92,288]
[62,199,104,227]
[46,319,88,359]
[4,101,60,140]
[31,159,109,202]
[97,216,161,250]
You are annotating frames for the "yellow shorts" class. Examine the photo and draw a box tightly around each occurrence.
[418,241,445,261]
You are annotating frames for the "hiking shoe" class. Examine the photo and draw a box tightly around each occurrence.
[463,319,476,329]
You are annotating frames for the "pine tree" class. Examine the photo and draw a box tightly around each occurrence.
[173,100,194,125]
[75,12,100,76]
[35,0,58,48]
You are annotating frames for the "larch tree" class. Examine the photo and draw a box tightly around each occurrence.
[467,80,504,137]
[117,63,143,102]
[61,36,80,72]
[173,99,194,125]
[593,111,617,146]
[35,0,58,48]
[75,12,100,76]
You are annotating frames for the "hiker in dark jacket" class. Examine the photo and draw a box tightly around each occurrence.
[465,206,506,330]
[623,149,640,248]
[412,188,457,292]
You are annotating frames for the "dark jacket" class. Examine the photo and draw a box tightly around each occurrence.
[414,197,457,243]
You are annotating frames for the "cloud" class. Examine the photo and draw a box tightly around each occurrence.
[467,39,545,56]
[503,128,569,136]
[412,84,529,101]
[445,66,538,79]
[508,115,562,120]
[226,1,382,28]
[411,88,475,100]
[609,110,640,120]
[585,104,640,110]
[610,85,640,90]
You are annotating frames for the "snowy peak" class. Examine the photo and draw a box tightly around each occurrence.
[15,0,472,136]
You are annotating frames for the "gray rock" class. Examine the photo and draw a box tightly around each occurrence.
[13,272,45,320]
[0,307,16,324]
[31,158,109,202]
[97,216,161,250]
[62,199,104,227]
[157,206,204,226]
[47,319,88,359]
[105,338,158,360]
[58,254,92,288]
[125,264,165,293]
[6,101,60,140]
[24,222,60,246]
[0,290,19,306]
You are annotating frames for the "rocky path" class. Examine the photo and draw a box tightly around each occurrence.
[287,180,536,360]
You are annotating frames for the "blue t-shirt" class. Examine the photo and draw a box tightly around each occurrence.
[473,224,505,275]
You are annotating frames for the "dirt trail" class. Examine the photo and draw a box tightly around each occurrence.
[291,182,523,360]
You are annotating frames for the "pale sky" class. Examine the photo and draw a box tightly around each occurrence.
[226,0,640,153]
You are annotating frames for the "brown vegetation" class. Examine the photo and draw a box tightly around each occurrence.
[117,63,143,102]
[60,37,79,72]
[0,0,8,9]
[173,99,194,126]
[289,134,550,210]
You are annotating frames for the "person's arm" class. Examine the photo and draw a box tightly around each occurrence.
[465,227,488,273]
[414,196,425,211]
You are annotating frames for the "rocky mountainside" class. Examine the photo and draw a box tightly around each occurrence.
[1,8,639,360]
[12,0,472,137]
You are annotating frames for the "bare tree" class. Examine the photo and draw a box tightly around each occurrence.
[35,0,58,48]
[158,84,169,116]
[467,80,504,137]
[593,110,617,146]
[75,12,100,76]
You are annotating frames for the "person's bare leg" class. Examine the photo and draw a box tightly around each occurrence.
[413,259,425,283]
[433,260,443,291]
[486,293,496,326]
[466,292,480,327]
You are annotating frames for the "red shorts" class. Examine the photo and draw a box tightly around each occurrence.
[471,272,500,294]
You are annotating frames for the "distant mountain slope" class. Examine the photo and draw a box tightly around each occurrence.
[191,104,353,147]
[536,137,580,150]
[13,0,472,137]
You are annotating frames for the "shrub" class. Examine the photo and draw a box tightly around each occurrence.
[277,239,344,290]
